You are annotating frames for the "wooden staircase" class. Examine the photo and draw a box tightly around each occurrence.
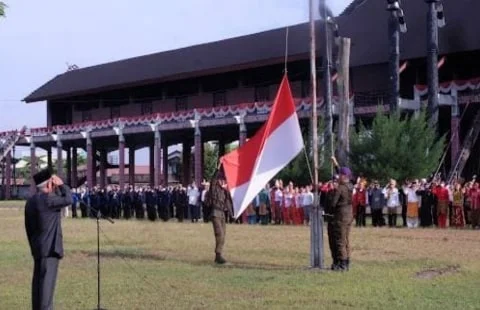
[448,110,480,183]
[0,126,27,162]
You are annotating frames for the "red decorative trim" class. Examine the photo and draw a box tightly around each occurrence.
[0,96,355,137]
[415,77,480,96]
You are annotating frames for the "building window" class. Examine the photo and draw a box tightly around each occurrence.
[213,91,226,107]
[175,96,188,111]
[82,111,92,122]
[110,106,121,119]
[141,102,153,115]
[255,85,270,102]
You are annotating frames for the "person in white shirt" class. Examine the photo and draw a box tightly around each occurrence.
[302,186,314,225]
[274,185,284,224]
[383,179,400,227]
[283,188,293,225]
[402,181,420,228]
[187,182,200,222]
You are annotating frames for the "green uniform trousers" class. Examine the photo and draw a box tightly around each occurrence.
[212,215,226,255]
[333,217,352,260]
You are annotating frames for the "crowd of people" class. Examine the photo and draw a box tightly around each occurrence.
[65,175,480,230]
[350,176,480,229]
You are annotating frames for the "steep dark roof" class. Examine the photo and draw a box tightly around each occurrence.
[24,23,316,103]
[25,0,480,103]
[335,0,480,68]
[339,0,367,16]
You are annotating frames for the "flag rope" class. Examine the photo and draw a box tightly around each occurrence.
[302,146,315,184]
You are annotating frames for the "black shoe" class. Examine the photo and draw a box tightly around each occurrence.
[330,259,338,270]
[346,258,350,271]
[215,254,226,264]
[333,260,348,272]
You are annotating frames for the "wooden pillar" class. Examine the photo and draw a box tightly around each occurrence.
[451,96,460,171]
[30,142,37,195]
[118,130,126,189]
[91,143,97,187]
[194,125,202,186]
[66,146,72,186]
[86,131,93,189]
[129,147,135,186]
[149,144,155,187]
[5,151,11,200]
[99,149,107,188]
[182,141,191,186]
[162,144,168,186]
[218,140,226,157]
[47,148,53,171]
[72,147,78,188]
[238,118,247,147]
[56,138,63,179]
[154,129,162,188]
[336,37,351,166]
[201,141,205,182]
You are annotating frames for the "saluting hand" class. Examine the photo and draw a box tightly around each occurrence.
[51,175,64,186]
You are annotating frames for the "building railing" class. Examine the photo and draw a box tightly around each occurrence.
[0,96,354,138]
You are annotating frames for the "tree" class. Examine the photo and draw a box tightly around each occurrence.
[0,2,6,17]
[203,143,218,181]
[15,156,46,180]
[275,118,335,185]
[349,109,445,184]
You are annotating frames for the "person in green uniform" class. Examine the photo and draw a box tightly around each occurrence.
[331,166,354,271]
[204,168,233,264]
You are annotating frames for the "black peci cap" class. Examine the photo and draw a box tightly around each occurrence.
[33,168,52,186]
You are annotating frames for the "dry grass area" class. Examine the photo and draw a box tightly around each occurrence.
[1,207,480,309]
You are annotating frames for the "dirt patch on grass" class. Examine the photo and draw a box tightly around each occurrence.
[416,265,460,279]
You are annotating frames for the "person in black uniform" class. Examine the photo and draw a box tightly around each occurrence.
[176,186,188,222]
[146,187,157,221]
[25,169,73,310]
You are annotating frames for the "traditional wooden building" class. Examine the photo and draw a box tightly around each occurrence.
[1,0,480,198]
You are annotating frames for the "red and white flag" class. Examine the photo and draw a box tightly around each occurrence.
[220,75,304,218]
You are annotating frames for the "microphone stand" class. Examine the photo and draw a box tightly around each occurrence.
[92,206,114,310]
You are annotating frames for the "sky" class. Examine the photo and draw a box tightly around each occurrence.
[0,0,351,160]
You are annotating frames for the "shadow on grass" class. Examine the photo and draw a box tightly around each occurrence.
[73,249,167,262]
[199,260,302,271]
[72,249,304,271]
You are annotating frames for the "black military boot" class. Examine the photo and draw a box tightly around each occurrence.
[332,260,346,272]
[333,262,345,271]
[330,259,338,270]
[346,258,350,271]
[215,253,226,264]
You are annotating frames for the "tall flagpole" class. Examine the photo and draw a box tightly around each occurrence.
[309,0,324,269]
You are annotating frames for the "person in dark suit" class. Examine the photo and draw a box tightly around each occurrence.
[25,169,73,310]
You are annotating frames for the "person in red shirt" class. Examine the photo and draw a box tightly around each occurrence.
[353,179,368,227]
[433,182,450,228]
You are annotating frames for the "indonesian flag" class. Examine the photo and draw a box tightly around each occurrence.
[220,74,304,218]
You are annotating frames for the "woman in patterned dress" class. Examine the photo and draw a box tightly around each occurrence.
[451,182,465,228]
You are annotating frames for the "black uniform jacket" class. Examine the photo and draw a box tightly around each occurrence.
[25,185,73,259]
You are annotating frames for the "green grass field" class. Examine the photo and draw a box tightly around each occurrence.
[1,203,479,309]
